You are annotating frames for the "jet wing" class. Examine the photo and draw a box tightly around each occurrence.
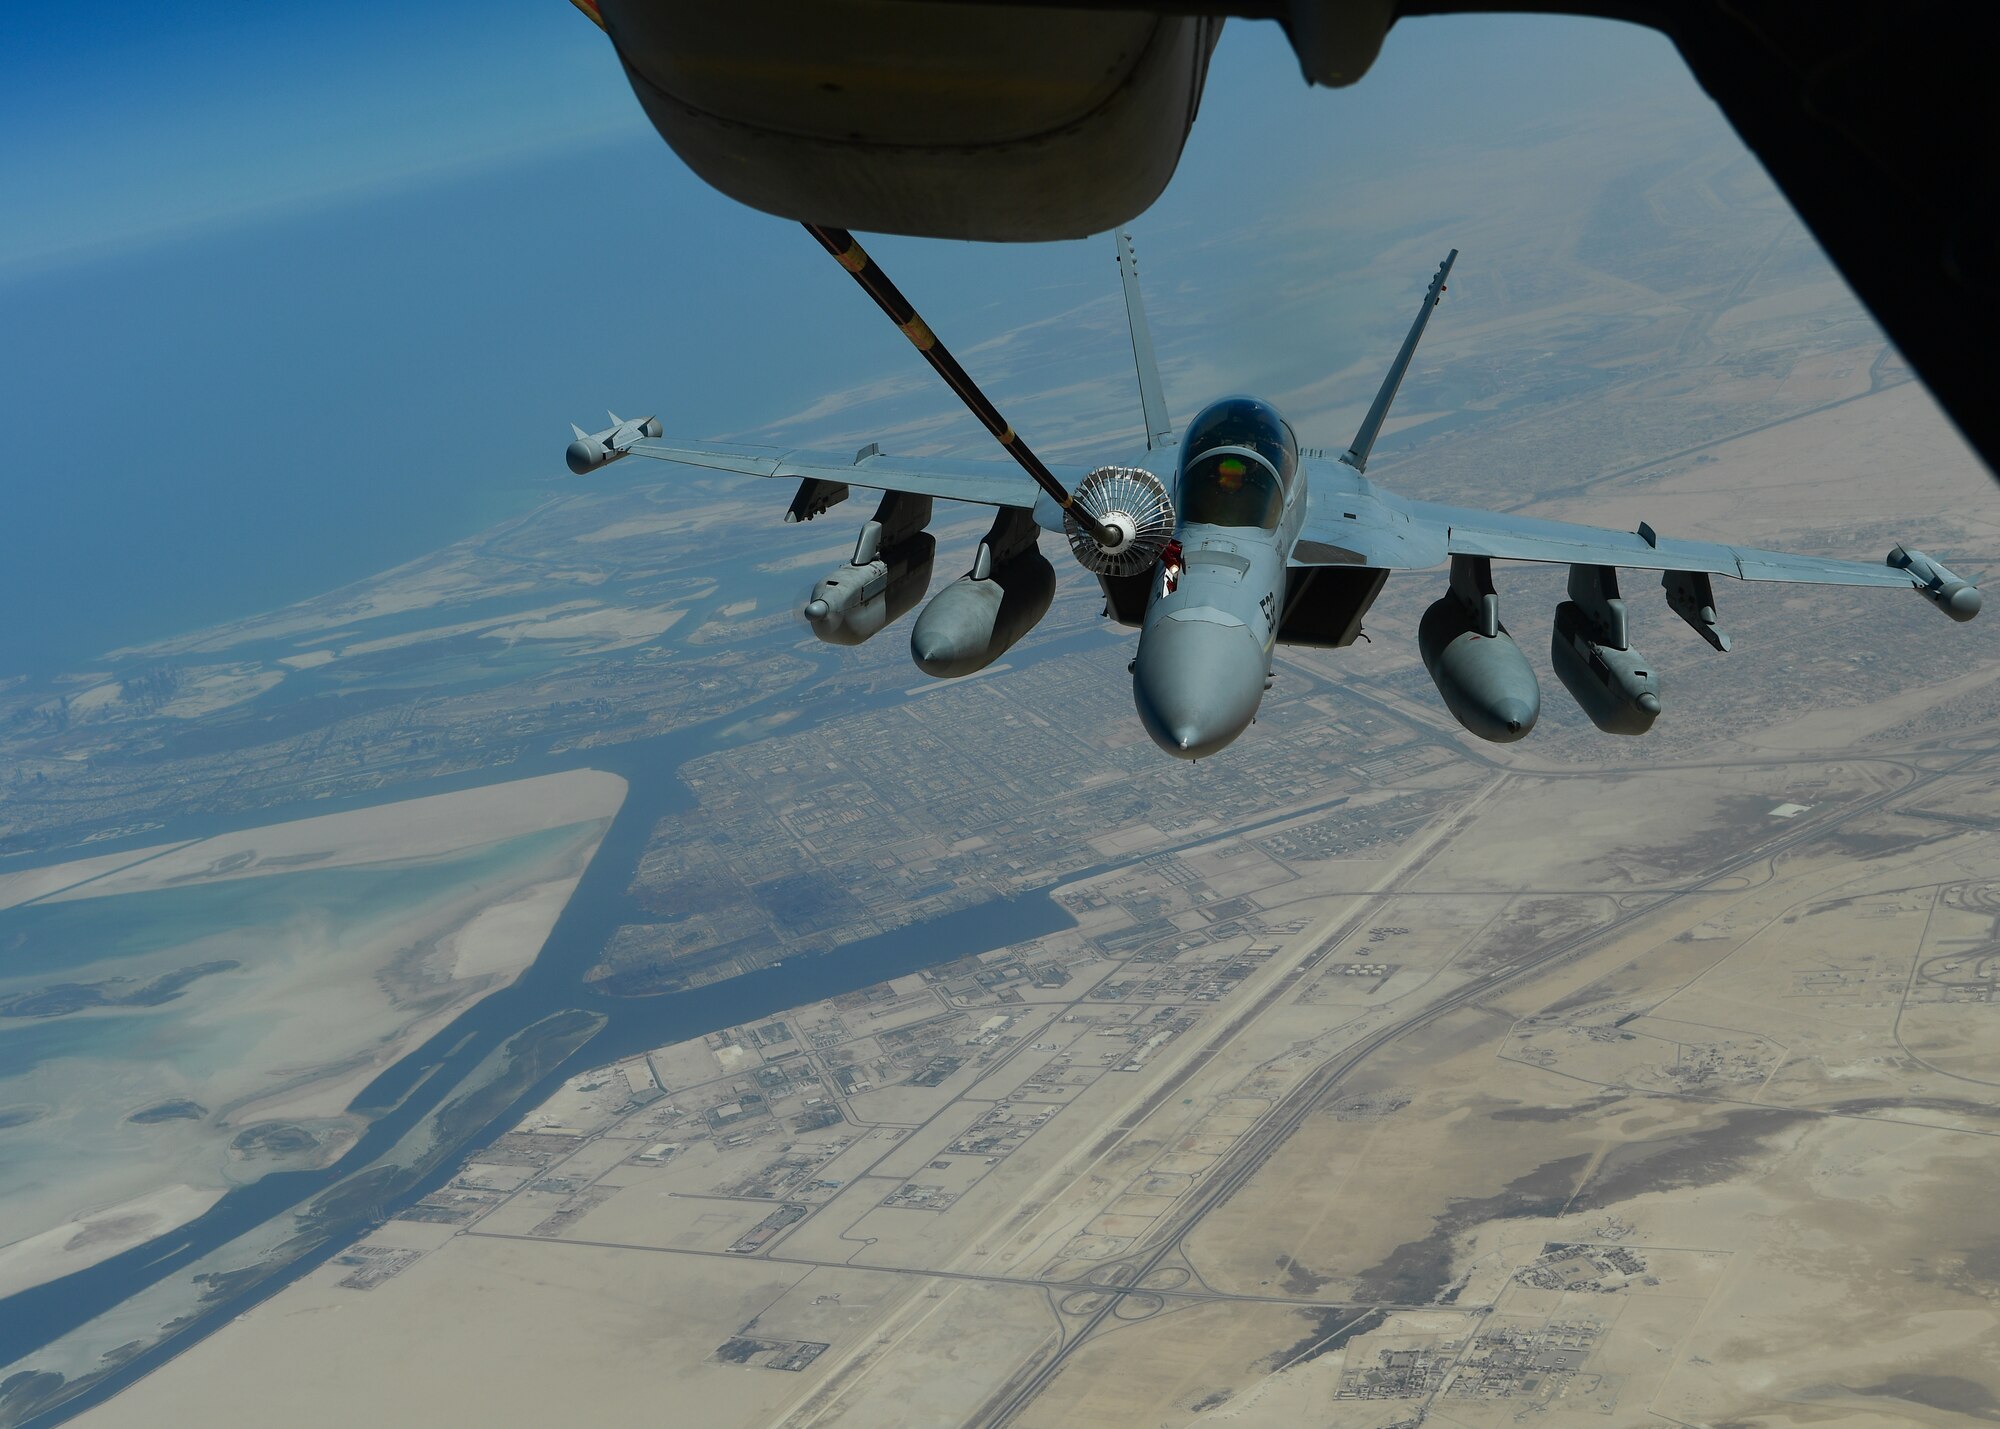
[1290,484,1451,571]
[1295,463,1916,591]
[625,438,1058,512]
[1401,499,1917,590]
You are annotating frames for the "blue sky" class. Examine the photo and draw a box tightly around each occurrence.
[0,7,1701,674]
[0,1,641,276]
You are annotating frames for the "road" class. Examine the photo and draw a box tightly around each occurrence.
[972,729,1990,1425]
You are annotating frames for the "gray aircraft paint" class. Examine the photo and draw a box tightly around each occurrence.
[565,411,663,475]
[1547,564,1662,736]
[576,236,1981,759]
[1132,417,1308,757]
[909,508,1055,678]
[801,491,935,645]
[1418,555,1539,743]
[1133,524,1290,757]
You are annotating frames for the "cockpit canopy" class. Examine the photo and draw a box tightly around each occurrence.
[1183,397,1298,484]
[1176,397,1297,531]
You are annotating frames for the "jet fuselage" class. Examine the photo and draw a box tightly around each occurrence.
[1132,396,1307,760]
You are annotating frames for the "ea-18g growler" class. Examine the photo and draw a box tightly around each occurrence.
[569,229,1979,759]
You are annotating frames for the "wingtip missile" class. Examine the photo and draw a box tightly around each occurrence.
[565,411,663,475]
[564,438,605,476]
[1890,546,1982,621]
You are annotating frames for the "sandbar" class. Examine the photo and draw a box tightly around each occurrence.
[0,768,628,1300]
[45,768,628,902]
[0,1183,223,1302]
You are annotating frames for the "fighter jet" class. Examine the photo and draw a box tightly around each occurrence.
[564,411,665,475]
[567,232,1979,759]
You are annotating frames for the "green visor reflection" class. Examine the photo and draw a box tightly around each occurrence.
[1179,450,1282,530]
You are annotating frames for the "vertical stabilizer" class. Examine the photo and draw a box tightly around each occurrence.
[1342,249,1456,475]
[1116,231,1174,450]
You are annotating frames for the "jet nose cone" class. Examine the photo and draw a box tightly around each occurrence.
[1132,612,1268,760]
[1637,691,1662,715]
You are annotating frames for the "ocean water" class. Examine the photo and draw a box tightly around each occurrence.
[0,822,584,988]
[0,135,862,680]
[0,822,600,1225]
